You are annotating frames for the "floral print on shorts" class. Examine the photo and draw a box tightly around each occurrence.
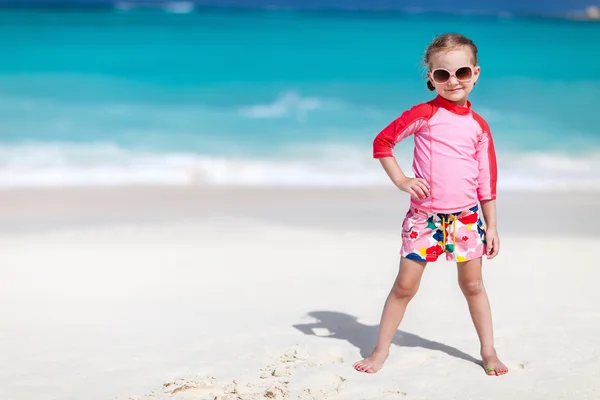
[401,204,487,262]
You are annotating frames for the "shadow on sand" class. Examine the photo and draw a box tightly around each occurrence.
[293,310,481,366]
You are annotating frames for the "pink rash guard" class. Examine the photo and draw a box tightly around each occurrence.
[373,95,497,214]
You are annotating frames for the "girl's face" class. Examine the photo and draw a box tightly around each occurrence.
[427,47,480,106]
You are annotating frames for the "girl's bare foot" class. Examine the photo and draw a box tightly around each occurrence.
[353,349,389,373]
[481,346,508,376]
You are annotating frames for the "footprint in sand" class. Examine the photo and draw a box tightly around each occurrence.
[260,345,311,381]
[260,345,349,399]
[160,377,290,400]
[138,344,351,400]
[260,365,293,380]
[228,380,289,400]
[278,345,310,363]
[160,377,228,398]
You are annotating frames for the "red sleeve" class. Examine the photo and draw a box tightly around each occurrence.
[472,112,498,201]
[373,103,434,158]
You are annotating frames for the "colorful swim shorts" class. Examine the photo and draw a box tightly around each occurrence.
[401,204,487,262]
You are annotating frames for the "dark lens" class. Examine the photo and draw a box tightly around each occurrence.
[432,69,450,83]
[455,67,473,81]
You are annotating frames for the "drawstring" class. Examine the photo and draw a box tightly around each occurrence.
[440,214,457,251]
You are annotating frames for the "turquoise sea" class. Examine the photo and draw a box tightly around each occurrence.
[0,8,599,189]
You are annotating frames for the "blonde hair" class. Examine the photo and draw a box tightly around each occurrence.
[423,33,479,91]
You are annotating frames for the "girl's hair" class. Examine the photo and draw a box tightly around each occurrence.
[423,33,479,91]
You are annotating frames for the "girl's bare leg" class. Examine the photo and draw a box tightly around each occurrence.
[457,257,508,376]
[353,257,427,373]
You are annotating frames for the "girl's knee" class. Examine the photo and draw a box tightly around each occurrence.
[392,279,420,300]
[459,279,484,297]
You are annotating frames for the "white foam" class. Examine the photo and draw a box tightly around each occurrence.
[113,1,196,13]
[0,143,196,187]
[163,1,196,13]
[239,91,323,121]
[0,142,599,191]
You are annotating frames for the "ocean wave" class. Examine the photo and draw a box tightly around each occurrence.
[113,1,196,13]
[238,91,324,120]
[0,142,599,191]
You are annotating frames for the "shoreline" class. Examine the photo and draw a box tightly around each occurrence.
[1,185,598,236]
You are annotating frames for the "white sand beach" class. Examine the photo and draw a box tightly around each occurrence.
[1,187,599,400]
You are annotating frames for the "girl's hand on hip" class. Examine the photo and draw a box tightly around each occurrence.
[396,177,430,200]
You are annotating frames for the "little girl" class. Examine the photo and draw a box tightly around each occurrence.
[353,33,508,376]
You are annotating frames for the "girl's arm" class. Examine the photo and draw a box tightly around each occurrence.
[473,116,500,259]
[373,104,436,200]
[379,157,430,200]
[480,199,499,259]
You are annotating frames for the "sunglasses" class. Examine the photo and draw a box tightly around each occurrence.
[430,66,474,85]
